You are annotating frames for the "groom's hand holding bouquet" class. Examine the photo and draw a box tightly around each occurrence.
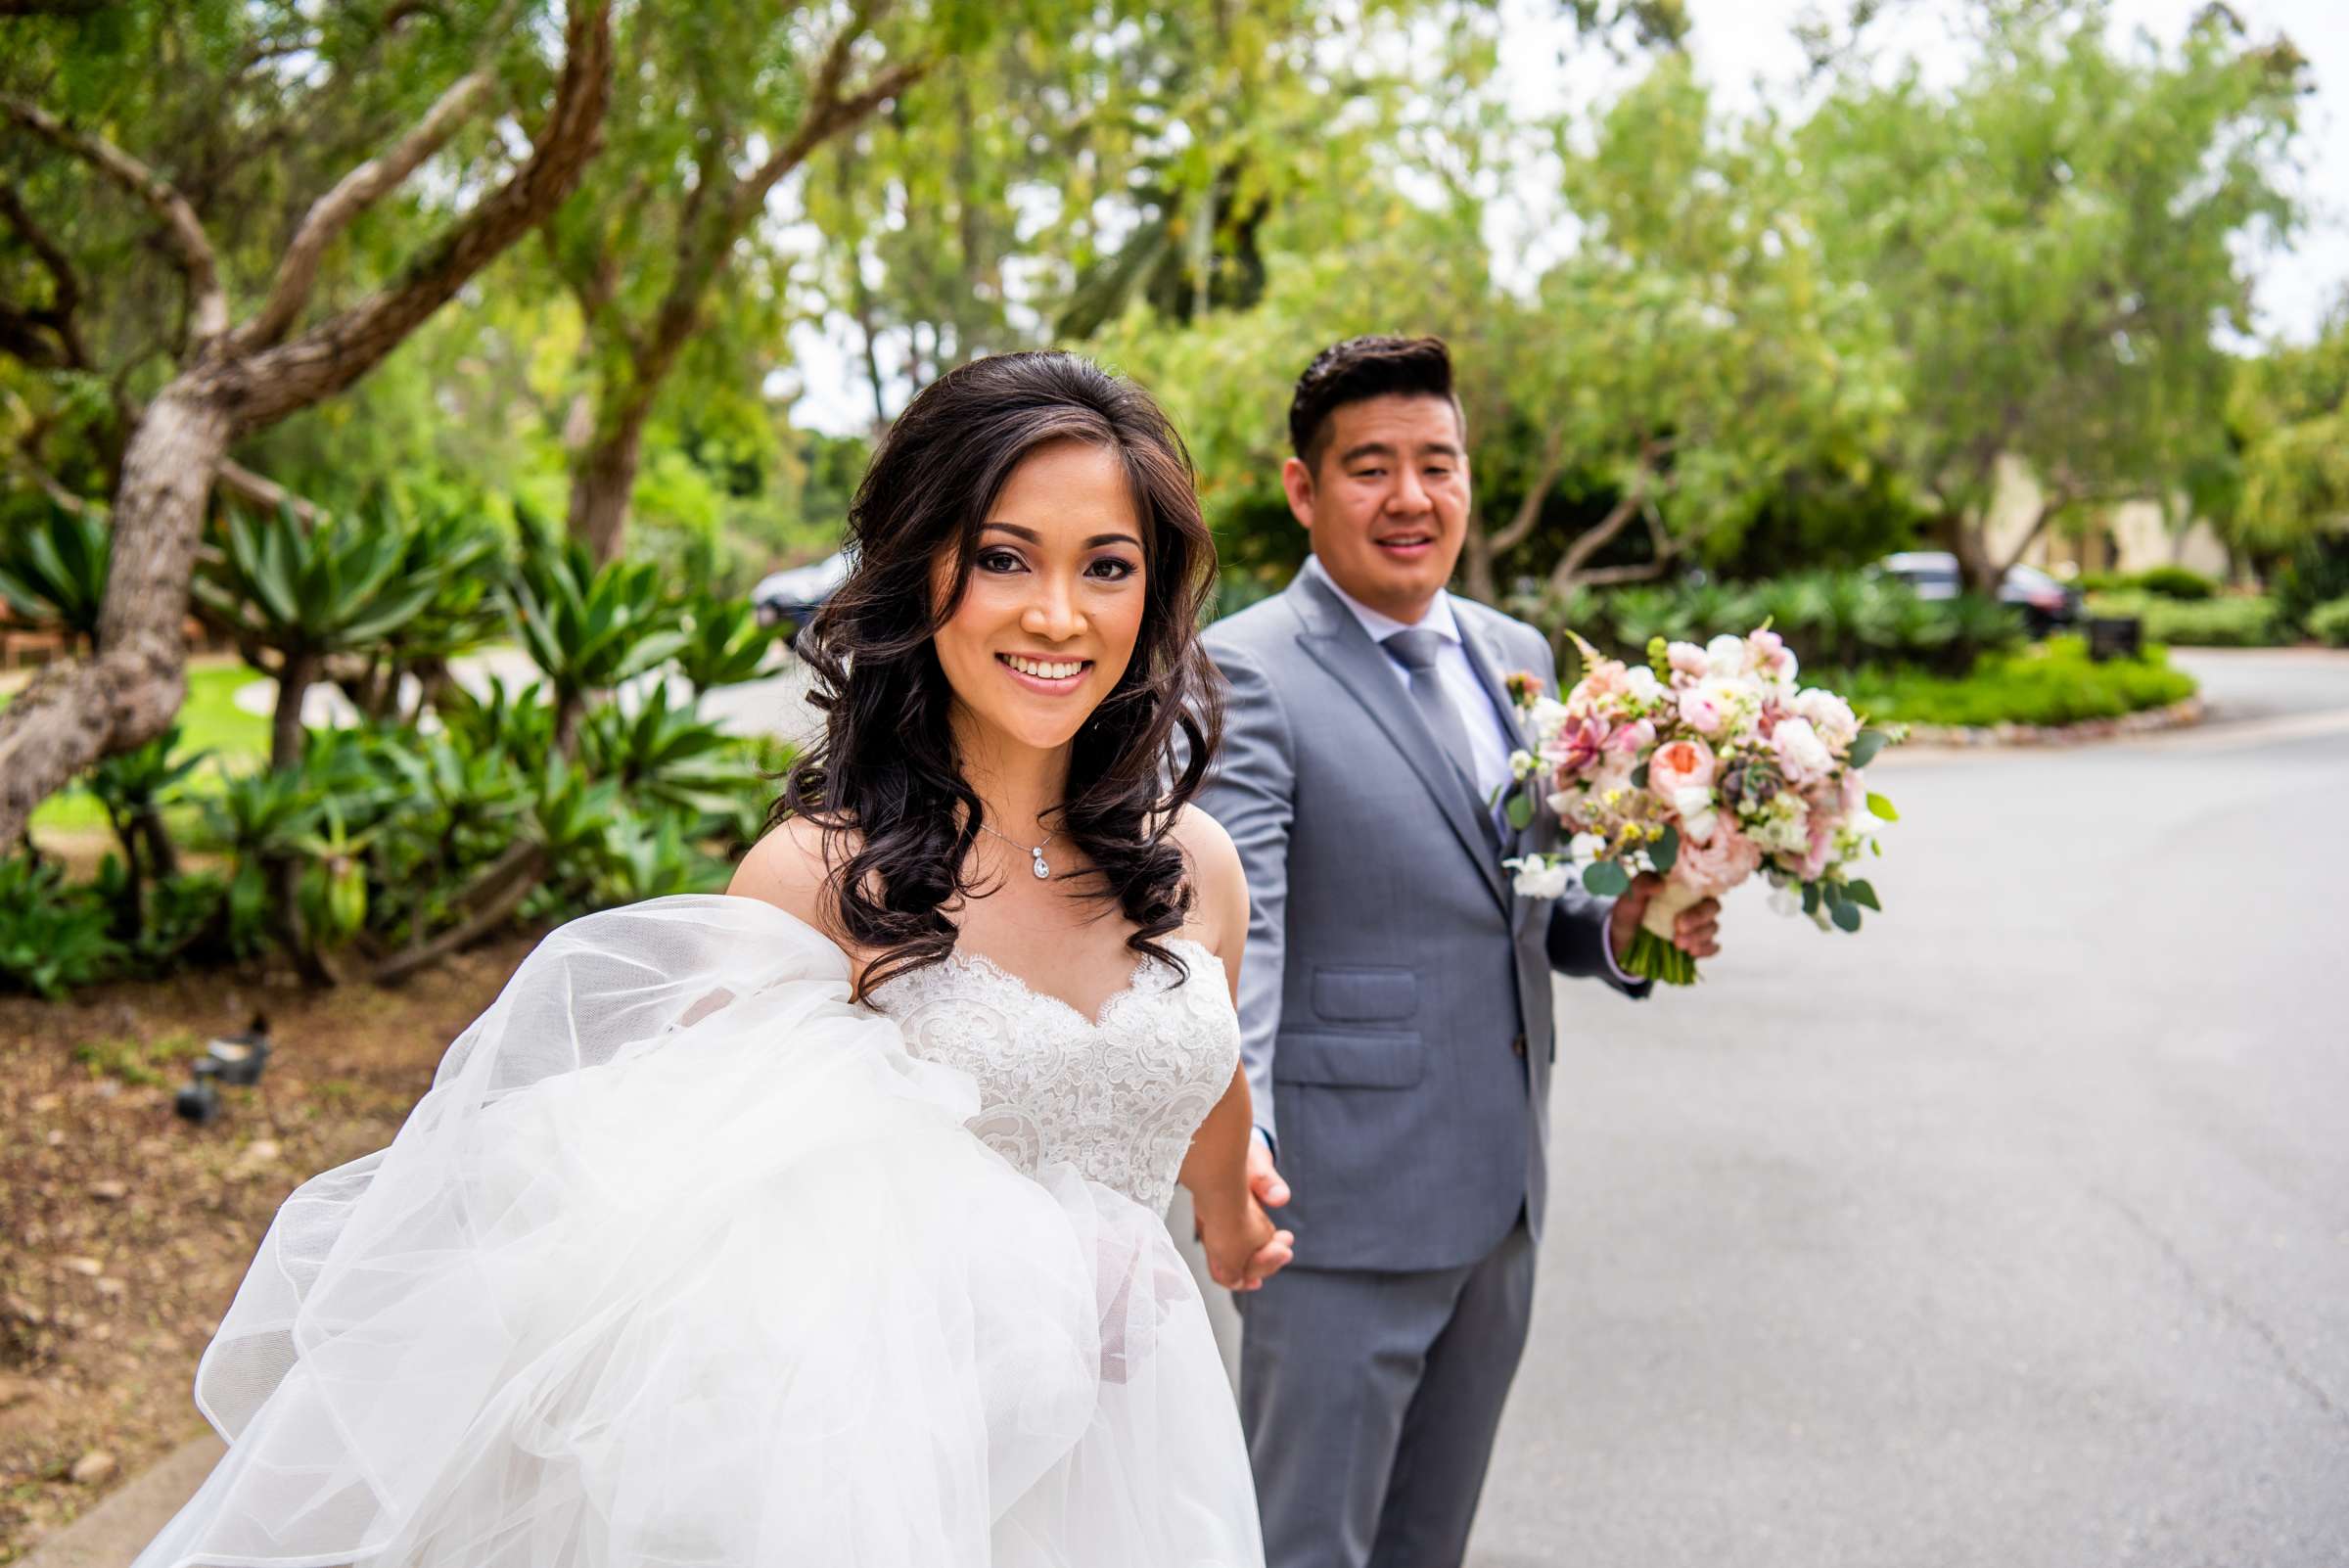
[1501,625,1904,985]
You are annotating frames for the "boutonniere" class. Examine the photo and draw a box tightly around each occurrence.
[1487,669,1561,842]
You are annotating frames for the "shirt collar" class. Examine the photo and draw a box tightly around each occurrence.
[1303,552,1462,648]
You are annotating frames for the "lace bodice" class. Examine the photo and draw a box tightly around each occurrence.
[867,937,1240,1213]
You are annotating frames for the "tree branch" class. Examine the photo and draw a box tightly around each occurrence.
[0,183,89,369]
[0,94,228,346]
[229,0,615,432]
[1572,559,1672,587]
[1545,439,1669,594]
[1489,422,1567,556]
[5,442,94,514]
[729,58,929,231]
[238,56,500,350]
[215,456,321,524]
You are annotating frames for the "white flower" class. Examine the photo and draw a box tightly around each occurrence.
[1504,856,1574,899]
[1526,695,1571,733]
[1623,666,1666,705]
[1772,715,1835,784]
[1793,687,1861,750]
[1670,784,1720,845]
[1567,831,1608,863]
[1705,633,1750,677]
[1748,794,1813,855]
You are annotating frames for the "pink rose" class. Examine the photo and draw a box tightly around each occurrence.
[1569,660,1630,715]
[1666,641,1710,688]
[1678,684,1726,735]
[1647,735,1717,798]
[1772,716,1833,785]
[1801,817,1837,880]
[1675,822,1762,899]
[1608,717,1657,756]
[1747,627,1798,684]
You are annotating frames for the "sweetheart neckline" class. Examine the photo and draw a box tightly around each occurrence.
[913,935,1225,1032]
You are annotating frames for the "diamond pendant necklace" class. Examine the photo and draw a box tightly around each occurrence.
[977,816,1057,879]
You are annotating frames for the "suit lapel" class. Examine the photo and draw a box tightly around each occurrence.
[1289,572,1511,914]
[1451,611,1547,936]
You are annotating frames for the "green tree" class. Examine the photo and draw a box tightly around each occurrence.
[1796,3,2304,592]
[0,0,616,847]
[2225,304,2349,554]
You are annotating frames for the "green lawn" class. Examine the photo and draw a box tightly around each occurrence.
[4,657,270,835]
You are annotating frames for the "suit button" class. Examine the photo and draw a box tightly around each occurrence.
[1510,1032,1527,1059]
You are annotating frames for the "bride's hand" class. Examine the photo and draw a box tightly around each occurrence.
[1198,1194,1294,1292]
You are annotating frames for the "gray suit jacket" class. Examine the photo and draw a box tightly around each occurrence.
[1198,566,1648,1273]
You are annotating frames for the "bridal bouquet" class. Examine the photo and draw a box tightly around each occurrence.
[1497,627,1904,985]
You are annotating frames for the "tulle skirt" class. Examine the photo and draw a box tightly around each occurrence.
[132,896,1264,1567]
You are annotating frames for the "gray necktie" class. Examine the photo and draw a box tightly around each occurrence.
[1382,627,1498,849]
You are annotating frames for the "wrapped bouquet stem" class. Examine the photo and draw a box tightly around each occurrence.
[1499,627,1907,986]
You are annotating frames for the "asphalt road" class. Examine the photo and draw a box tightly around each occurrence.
[1467,650,2349,1567]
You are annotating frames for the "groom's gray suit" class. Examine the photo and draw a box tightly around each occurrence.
[1198,554,1648,1568]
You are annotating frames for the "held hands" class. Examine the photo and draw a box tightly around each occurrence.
[1608,871,1722,966]
[1194,1138,1294,1292]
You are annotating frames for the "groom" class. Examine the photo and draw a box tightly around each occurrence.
[1197,336,1720,1568]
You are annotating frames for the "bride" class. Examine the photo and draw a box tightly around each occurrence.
[133,351,1290,1567]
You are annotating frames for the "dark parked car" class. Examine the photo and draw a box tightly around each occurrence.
[1876,550,2083,635]
[749,550,852,644]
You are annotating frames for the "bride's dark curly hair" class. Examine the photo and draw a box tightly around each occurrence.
[773,350,1223,1000]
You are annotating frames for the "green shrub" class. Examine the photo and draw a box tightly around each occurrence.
[2074,567,2217,600]
[1513,568,2021,679]
[0,857,123,997]
[1840,636,2196,728]
[2085,592,2287,647]
[2307,595,2349,649]
[2130,565,2219,601]
[2273,534,2349,632]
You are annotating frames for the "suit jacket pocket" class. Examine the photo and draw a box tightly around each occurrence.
[1311,965,1418,1023]
[1271,1031,1425,1088]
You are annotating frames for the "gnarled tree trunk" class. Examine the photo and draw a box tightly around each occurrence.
[0,3,615,847]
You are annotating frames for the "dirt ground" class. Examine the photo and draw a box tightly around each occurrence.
[0,932,541,1563]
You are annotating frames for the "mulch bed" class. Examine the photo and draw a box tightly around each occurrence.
[0,933,541,1563]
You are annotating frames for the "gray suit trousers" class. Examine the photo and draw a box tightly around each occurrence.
[1237,1214,1537,1568]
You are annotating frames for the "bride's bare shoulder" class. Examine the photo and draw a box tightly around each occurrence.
[727,815,858,938]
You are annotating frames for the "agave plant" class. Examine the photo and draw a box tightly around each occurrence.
[577,685,750,823]
[0,504,109,651]
[435,673,558,769]
[195,503,455,767]
[0,855,119,998]
[506,516,685,750]
[81,724,207,936]
[673,592,780,696]
[337,508,509,720]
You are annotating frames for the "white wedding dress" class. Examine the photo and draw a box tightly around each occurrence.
[132,894,1266,1567]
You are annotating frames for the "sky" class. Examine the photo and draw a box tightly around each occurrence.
[785,0,2347,436]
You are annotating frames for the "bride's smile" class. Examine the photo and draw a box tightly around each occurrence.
[929,437,1149,754]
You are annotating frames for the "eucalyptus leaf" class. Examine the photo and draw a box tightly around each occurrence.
[1583,860,1632,898]
[1651,823,1680,875]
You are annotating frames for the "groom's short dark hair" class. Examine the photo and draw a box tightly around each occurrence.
[1289,336,1462,474]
